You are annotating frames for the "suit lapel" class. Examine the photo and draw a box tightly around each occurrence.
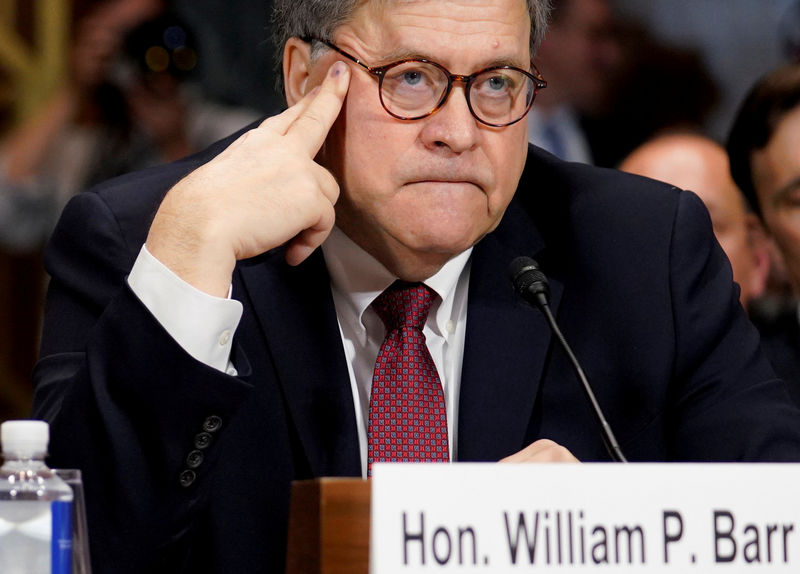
[237,250,361,477]
[458,201,564,461]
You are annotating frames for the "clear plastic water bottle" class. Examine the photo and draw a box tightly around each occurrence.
[0,420,73,573]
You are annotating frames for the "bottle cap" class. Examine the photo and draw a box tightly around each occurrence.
[1,420,49,456]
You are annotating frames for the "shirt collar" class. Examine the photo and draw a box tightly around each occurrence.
[322,226,472,337]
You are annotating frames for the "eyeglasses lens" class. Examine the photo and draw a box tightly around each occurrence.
[379,61,535,125]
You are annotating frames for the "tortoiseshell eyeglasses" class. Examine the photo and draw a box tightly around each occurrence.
[307,38,546,128]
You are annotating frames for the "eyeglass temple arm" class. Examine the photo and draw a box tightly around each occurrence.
[304,37,375,74]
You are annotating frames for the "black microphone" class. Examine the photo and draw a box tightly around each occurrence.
[509,256,627,463]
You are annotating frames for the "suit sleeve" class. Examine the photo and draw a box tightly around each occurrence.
[33,190,254,572]
[666,190,800,460]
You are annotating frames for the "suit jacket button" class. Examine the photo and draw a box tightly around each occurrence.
[203,416,222,433]
[186,450,204,469]
[194,432,212,449]
[179,469,196,488]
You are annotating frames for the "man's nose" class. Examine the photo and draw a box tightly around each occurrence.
[418,82,481,153]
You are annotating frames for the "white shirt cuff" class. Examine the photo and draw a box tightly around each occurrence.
[127,244,243,374]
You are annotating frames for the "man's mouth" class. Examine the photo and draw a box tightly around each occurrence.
[406,177,485,191]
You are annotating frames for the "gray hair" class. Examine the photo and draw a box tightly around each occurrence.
[270,0,552,98]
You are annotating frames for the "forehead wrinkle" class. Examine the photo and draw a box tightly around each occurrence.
[341,0,530,68]
[388,25,526,68]
[390,13,524,42]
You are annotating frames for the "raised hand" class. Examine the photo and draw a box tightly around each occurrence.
[146,61,351,297]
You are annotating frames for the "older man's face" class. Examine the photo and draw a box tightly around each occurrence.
[752,105,800,293]
[314,0,531,278]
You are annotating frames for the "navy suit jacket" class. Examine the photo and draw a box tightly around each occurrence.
[32,136,800,573]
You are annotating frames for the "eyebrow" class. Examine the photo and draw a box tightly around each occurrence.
[377,47,528,71]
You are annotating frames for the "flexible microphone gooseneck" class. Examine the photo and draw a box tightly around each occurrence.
[509,256,628,463]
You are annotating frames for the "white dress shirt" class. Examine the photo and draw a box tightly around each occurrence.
[127,228,472,477]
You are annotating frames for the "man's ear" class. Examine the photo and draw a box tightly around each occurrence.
[745,212,772,300]
[283,37,313,106]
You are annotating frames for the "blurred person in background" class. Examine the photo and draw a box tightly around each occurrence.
[727,63,800,405]
[611,0,799,143]
[620,132,770,310]
[527,0,716,169]
[593,24,718,168]
[527,0,622,164]
[0,0,258,253]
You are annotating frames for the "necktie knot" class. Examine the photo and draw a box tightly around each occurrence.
[372,281,434,332]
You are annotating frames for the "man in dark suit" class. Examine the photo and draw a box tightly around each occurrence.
[32,1,800,572]
[727,63,800,405]
[527,0,620,164]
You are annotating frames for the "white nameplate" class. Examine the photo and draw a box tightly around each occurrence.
[370,463,800,572]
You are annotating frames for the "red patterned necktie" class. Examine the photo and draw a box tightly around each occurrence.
[368,281,449,476]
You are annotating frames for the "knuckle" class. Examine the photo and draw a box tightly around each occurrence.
[298,108,329,133]
[321,198,336,221]
[323,172,340,199]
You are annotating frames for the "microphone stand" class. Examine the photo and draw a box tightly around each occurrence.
[510,256,627,463]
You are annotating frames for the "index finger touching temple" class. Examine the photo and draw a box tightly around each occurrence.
[286,61,351,158]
